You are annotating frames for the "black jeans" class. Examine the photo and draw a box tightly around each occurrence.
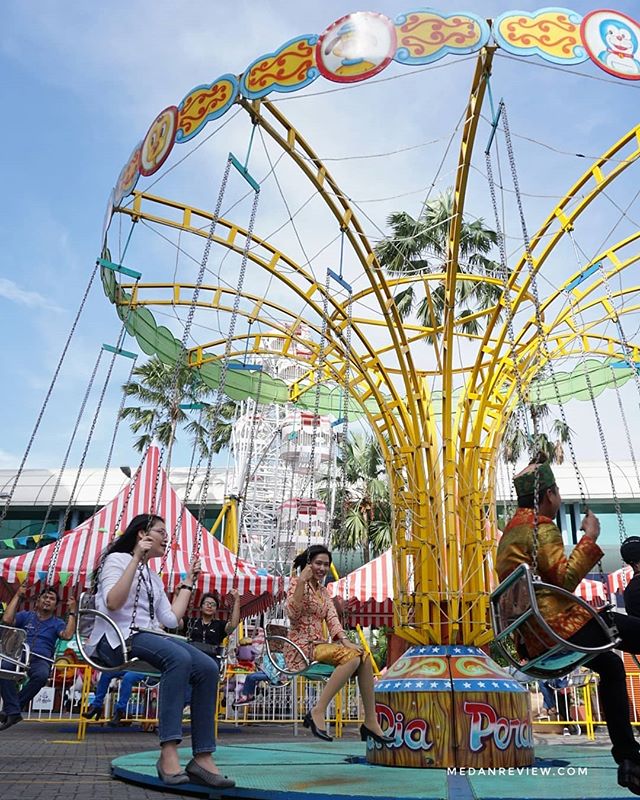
[570,612,640,764]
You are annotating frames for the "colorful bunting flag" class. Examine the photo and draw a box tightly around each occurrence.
[59,572,72,588]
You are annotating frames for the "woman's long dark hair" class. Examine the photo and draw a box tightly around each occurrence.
[92,514,164,591]
[292,545,332,573]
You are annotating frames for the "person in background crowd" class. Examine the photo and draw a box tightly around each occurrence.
[82,669,147,724]
[621,537,640,618]
[0,584,76,731]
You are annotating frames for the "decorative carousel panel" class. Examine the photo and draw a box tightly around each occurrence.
[140,106,179,177]
[494,7,587,65]
[371,646,533,769]
[241,35,319,99]
[394,10,489,65]
[581,10,640,80]
[113,141,142,207]
[455,692,533,768]
[316,12,397,84]
[176,75,239,142]
[101,189,115,246]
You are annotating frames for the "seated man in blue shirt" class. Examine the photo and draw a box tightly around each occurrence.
[0,583,76,730]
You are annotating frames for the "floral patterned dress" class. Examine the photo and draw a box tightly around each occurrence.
[285,577,345,671]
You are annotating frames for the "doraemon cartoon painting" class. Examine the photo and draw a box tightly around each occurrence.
[581,10,640,81]
[598,18,640,75]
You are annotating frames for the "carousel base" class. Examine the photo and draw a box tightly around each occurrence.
[111,739,626,799]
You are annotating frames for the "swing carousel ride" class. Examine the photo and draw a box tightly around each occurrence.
[5,5,640,782]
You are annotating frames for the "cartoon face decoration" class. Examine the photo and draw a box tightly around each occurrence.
[140,106,179,176]
[316,12,397,84]
[113,141,142,207]
[581,10,640,80]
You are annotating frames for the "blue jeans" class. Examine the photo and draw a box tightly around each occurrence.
[93,670,145,713]
[241,671,269,698]
[0,654,52,716]
[539,677,568,712]
[129,632,218,752]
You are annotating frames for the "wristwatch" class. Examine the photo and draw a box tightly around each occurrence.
[178,583,194,592]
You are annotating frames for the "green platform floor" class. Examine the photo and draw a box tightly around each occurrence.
[111,741,634,800]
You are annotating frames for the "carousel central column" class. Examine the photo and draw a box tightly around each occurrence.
[369,47,533,770]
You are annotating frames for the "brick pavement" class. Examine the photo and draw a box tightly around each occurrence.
[0,720,310,800]
[0,720,616,800]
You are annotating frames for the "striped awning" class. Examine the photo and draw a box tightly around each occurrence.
[0,446,283,616]
[574,577,607,607]
[328,549,395,627]
[609,566,633,594]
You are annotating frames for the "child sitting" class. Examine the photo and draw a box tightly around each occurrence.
[233,651,286,707]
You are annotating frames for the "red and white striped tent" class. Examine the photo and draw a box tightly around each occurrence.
[327,549,396,627]
[326,548,608,625]
[575,577,607,607]
[0,447,282,616]
[608,566,633,594]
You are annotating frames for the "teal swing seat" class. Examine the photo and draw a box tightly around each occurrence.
[264,623,335,681]
[490,564,620,680]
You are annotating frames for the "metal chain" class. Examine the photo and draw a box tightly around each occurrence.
[609,364,640,493]
[0,263,98,528]
[233,367,265,584]
[485,141,540,575]
[39,348,104,541]
[193,186,261,558]
[58,326,129,541]
[596,262,640,400]
[308,270,331,516]
[91,356,138,518]
[501,102,586,510]
[337,297,353,543]
[485,149,533,446]
[147,157,233,546]
[565,235,627,543]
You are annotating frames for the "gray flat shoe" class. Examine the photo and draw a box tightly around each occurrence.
[185,758,236,788]
[156,759,189,785]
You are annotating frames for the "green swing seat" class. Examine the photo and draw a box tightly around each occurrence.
[264,623,335,681]
[490,564,620,680]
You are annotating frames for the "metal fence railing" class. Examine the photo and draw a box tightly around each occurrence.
[9,664,640,745]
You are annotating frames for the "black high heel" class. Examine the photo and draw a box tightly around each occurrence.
[303,711,333,742]
[81,705,102,720]
[360,723,395,745]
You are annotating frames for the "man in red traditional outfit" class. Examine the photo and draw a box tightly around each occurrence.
[497,455,640,795]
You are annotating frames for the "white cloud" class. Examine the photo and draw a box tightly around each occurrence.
[0,278,63,312]
[0,449,19,469]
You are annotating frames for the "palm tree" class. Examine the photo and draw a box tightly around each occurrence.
[120,356,237,472]
[326,433,392,561]
[501,401,572,466]
[375,189,503,337]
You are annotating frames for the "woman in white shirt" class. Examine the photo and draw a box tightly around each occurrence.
[92,514,234,788]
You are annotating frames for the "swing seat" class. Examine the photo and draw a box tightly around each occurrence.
[75,593,159,676]
[264,624,335,680]
[490,563,620,680]
[0,624,30,682]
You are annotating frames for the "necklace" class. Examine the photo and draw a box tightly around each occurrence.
[200,617,215,643]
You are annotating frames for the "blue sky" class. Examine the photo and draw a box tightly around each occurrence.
[1,0,640,474]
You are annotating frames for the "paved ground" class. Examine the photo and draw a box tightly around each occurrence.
[0,721,623,800]
[0,720,357,800]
